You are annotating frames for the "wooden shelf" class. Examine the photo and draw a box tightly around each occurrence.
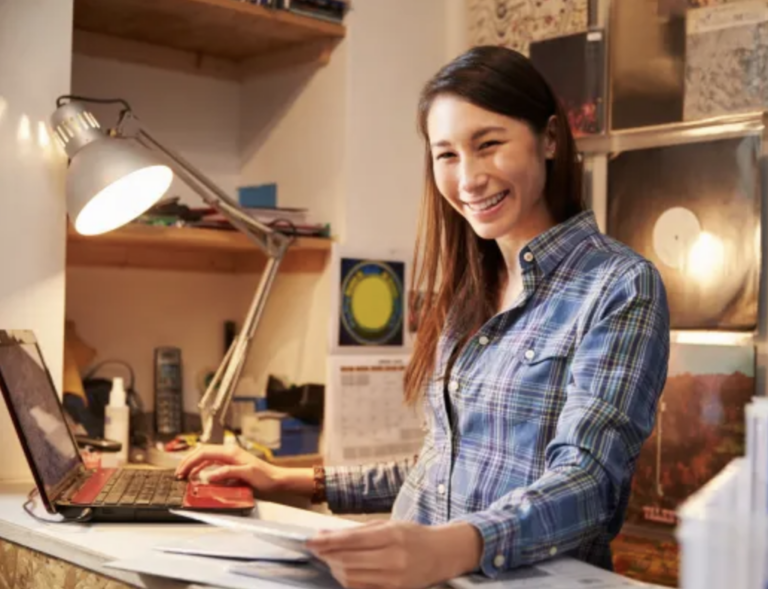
[72,0,346,79]
[66,223,332,274]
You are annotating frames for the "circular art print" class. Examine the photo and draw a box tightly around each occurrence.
[339,259,404,347]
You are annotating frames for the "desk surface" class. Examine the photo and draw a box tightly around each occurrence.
[0,481,347,589]
[0,482,659,589]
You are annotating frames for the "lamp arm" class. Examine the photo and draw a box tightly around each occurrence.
[135,126,292,257]
[127,119,292,445]
[199,255,283,444]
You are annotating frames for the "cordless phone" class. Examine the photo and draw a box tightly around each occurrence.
[154,346,183,438]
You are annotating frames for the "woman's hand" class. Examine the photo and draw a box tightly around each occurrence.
[307,521,483,589]
[174,444,313,498]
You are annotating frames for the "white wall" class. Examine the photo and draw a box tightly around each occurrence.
[445,0,470,61]
[66,0,462,421]
[66,268,255,413]
[0,0,72,482]
[71,55,241,204]
[240,43,347,234]
[239,42,348,396]
[68,51,344,412]
[343,0,449,257]
[67,57,254,413]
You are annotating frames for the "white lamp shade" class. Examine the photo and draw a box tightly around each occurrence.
[67,138,173,235]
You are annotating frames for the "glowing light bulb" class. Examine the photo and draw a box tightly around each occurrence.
[686,231,724,287]
[37,121,50,149]
[17,114,31,143]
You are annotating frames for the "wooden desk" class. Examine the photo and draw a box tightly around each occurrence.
[0,538,136,589]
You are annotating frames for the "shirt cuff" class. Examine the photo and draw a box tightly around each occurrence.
[322,465,365,513]
[454,510,520,578]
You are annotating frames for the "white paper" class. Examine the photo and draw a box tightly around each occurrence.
[229,561,340,589]
[155,529,309,562]
[448,557,664,589]
[169,509,325,555]
[325,355,424,466]
[107,552,301,589]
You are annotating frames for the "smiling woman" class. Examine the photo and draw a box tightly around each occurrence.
[175,46,671,589]
[407,45,585,402]
[428,108,552,240]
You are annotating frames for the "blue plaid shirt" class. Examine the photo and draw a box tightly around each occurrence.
[324,211,670,577]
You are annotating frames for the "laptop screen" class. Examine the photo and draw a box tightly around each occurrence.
[0,331,81,507]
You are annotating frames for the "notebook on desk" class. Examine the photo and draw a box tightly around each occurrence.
[0,329,254,522]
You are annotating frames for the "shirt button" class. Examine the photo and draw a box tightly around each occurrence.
[524,349,535,360]
[523,251,534,263]
[448,380,459,393]
[437,483,446,495]
[478,335,490,346]
[493,554,506,568]
[549,546,558,557]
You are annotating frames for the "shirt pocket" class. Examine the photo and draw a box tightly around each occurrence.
[505,336,574,425]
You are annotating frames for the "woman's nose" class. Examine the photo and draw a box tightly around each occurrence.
[458,158,488,195]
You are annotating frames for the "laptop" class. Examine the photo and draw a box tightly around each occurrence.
[0,329,254,522]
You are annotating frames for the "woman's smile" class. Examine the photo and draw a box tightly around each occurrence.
[462,189,510,219]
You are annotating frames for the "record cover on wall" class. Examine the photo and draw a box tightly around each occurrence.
[609,0,686,130]
[625,342,755,529]
[607,133,761,330]
[466,0,588,56]
[530,30,606,136]
[684,1,768,121]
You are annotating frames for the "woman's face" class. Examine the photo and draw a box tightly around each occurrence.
[427,95,555,242]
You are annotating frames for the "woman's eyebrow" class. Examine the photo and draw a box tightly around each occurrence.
[430,126,506,149]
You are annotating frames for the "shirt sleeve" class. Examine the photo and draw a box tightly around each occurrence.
[324,457,416,514]
[455,261,670,577]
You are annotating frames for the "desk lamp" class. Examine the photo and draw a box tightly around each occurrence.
[51,96,292,444]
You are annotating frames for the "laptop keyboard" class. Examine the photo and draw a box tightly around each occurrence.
[93,469,187,507]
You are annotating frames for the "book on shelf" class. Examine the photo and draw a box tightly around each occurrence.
[191,206,329,238]
[275,0,349,23]
[199,206,309,226]
[190,219,331,238]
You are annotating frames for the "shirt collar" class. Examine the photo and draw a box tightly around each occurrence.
[521,211,599,278]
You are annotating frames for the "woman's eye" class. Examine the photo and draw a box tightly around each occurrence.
[435,151,455,161]
[479,140,501,150]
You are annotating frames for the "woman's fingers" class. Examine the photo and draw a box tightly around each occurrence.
[175,445,239,478]
[319,547,394,572]
[205,464,256,486]
[188,459,215,481]
[309,524,393,555]
[327,561,396,589]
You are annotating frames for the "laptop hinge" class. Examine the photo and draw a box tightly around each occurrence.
[50,465,89,504]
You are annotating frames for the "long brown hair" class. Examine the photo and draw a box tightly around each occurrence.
[404,45,585,405]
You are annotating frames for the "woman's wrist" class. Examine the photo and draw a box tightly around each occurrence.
[270,466,315,497]
[432,522,484,579]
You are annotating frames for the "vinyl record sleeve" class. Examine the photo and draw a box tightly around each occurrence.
[607,134,761,330]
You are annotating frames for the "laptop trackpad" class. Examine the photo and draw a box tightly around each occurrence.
[184,483,254,510]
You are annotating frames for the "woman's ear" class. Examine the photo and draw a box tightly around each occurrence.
[544,115,557,160]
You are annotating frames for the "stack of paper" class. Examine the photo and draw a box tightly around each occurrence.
[105,507,665,589]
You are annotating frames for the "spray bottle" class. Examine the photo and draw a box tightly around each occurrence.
[104,376,130,467]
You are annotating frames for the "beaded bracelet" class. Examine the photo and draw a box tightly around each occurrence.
[310,464,327,504]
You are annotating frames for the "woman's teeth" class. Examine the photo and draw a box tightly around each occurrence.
[466,191,508,212]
